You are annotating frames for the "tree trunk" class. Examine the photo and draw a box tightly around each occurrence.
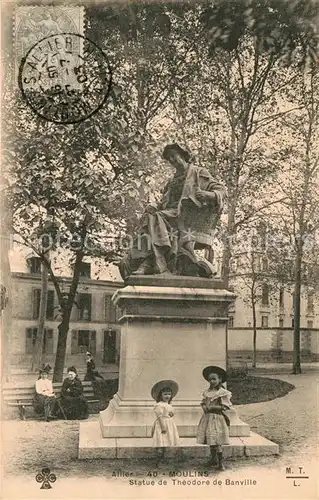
[53,318,70,382]
[31,257,49,372]
[292,246,302,374]
[252,299,257,369]
[0,196,12,383]
[1,236,12,383]
[222,207,236,288]
[53,248,84,382]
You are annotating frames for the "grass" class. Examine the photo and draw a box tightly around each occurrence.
[99,377,295,407]
[227,376,295,405]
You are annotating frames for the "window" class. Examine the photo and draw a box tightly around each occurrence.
[261,284,269,306]
[28,257,41,274]
[32,289,55,320]
[105,294,117,323]
[25,328,53,354]
[79,263,91,278]
[78,293,92,321]
[291,318,294,328]
[307,292,314,314]
[279,287,284,308]
[261,315,268,328]
[228,316,234,328]
[71,330,96,354]
[307,320,313,329]
[279,318,284,328]
[257,222,267,250]
[252,253,261,271]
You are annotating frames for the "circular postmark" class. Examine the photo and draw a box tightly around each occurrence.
[18,33,112,124]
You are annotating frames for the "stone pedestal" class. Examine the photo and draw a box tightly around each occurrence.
[99,280,249,439]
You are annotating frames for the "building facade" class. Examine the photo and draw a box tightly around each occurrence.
[9,253,123,376]
[227,255,319,362]
[7,245,319,377]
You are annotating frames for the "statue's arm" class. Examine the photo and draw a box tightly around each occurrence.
[196,170,225,205]
[195,189,217,203]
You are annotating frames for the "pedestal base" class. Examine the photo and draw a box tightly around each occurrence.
[100,284,239,439]
[79,281,279,460]
[99,394,250,438]
[79,420,279,460]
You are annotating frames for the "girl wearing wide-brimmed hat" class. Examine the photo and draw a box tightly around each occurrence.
[196,366,232,470]
[151,380,179,462]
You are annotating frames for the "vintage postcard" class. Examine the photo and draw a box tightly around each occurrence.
[1,0,318,499]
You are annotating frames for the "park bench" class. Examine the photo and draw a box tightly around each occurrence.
[2,381,99,420]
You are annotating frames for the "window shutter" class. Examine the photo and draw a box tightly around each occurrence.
[26,328,33,354]
[105,294,117,323]
[87,294,92,321]
[46,290,55,320]
[89,330,96,355]
[104,330,117,363]
[71,292,79,321]
[105,295,110,320]
[71,330,78,355]
[44,328,54,354]
[32,289,41,319]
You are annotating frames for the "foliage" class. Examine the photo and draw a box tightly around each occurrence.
[201,0,318,65]
[168,0,318,283]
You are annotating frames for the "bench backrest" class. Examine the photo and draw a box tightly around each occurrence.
[3,381,95,402]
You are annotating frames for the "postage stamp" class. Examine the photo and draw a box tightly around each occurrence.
[14,6,85,79]
[15,6,85,57]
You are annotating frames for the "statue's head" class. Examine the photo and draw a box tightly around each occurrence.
[163,143,191,169]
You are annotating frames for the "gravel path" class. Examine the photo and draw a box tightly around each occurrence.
[1,372,318,499]
[236,372,318,463]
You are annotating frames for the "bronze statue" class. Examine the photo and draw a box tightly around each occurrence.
[119,144,225,279]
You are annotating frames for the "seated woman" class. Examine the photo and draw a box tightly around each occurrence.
[60,366,89,420]
[84,351,105,402]
[84,351,104,382]
[33,364,57,421]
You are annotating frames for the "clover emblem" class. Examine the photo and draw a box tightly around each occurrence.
[35,467,56,489]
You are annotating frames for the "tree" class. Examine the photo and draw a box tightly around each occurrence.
[31,252,50,372]
[170,0,319,286]
[274,66,319,374]
[231,223,281,367]
[2,4,203,381]
[0,191,12,383]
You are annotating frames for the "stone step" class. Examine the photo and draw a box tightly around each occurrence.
[78,421,279,460]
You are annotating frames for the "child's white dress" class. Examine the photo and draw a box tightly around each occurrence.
[153,401,179,447]
[196,387,232,445]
